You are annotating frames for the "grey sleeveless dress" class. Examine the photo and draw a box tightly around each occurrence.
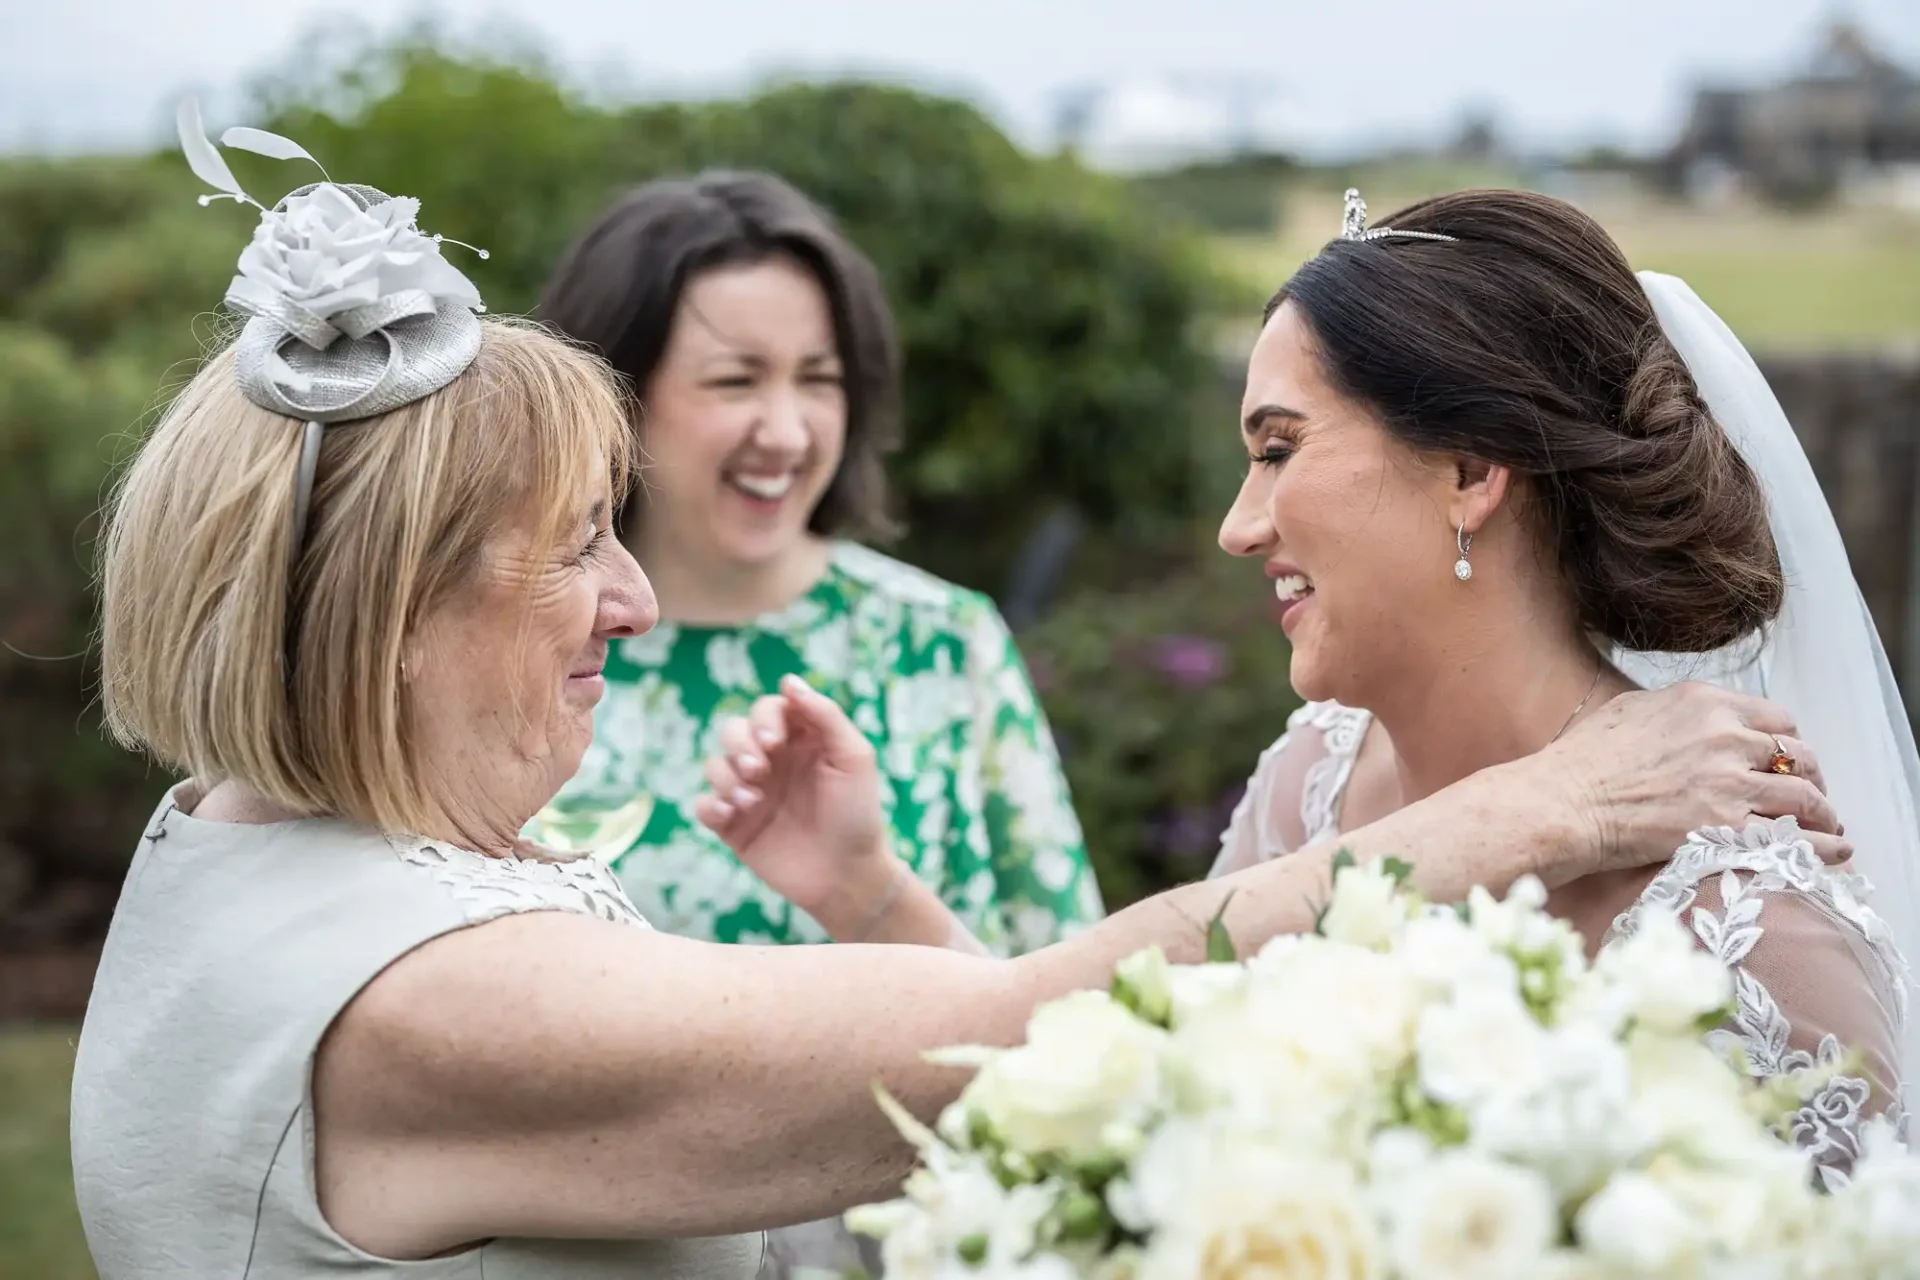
[70,784,766,1279]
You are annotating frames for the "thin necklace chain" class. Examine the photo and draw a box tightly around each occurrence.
[1551,667,1606,744]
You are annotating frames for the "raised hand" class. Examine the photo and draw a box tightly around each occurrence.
[693,675,896,930]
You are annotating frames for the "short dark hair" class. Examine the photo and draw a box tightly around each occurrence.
[1270,188,1782,655]
[539,170,901,540]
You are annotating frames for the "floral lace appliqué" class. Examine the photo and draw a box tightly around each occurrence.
[1606,816,1911,1187]
[1295,702,1374,846]
[387,835,653,930]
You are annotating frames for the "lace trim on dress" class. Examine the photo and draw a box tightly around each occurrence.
[1604,817,1911,1188]
[387,835,653,930]
[1295,702,1373,847]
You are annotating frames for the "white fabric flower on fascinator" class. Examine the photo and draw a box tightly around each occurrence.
[177,97,488,424]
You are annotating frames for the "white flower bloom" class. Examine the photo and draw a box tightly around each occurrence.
[848,1148,1063,1280]
[1580,908,1732,1036]
[1320,860,1408,950]
[1395,910,1516,998]
[960,990,1167,1162]
[1575,1172,1703,1276]
[1466,1020,1643,1199]
[1641,1153,1814,1259]
[232,185,482,322]
[1172,941,1418,1157]
[1416,984,1550,1109]
[1124,1131,1382,1280]
[1366,1127,1437,1191]
[1465,878,1573,960]
[1163,962,1247,1023]
[1383,1151,1557,1280]
[1622,1030,1779,1167]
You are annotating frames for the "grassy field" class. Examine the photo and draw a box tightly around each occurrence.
[1210,179,1920,351]
[0,1026,92,1280]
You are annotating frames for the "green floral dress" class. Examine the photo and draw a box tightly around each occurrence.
[532,542,1104,955]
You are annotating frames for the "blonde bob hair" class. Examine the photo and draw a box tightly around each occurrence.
[100,320,634,834]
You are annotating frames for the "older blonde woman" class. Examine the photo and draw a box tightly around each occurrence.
[70,113,1846,1279]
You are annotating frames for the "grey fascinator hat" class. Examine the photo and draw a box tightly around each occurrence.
[176,97,490,553]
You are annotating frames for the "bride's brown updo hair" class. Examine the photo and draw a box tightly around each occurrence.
[1272,188,1783,654]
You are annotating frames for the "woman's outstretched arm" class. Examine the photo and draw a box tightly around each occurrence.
[702,678,1846,952]
[311,680,1847,1257]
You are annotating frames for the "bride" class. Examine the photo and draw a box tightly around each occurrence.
[703,188,1916,1187]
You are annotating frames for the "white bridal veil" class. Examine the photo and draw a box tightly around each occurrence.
[1617,272,1920,1075]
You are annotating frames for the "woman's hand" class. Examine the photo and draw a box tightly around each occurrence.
[1512,681,1848,886]
[694,676,897,934]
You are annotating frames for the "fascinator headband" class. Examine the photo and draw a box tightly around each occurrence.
[176,98,489,557]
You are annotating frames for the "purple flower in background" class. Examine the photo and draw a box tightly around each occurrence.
[1148,634,1230,687]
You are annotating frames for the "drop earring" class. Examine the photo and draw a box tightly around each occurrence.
[1453,524,1474,582]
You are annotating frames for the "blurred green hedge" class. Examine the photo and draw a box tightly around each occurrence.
[1022,557,1302,906]
[0,37,1295,908]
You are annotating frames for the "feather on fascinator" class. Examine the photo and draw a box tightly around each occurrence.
[176,97,490,551]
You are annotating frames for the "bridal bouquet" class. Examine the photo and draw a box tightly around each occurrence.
[848,858,1920,1280]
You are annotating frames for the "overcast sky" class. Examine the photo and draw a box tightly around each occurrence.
[6,0,1919,160]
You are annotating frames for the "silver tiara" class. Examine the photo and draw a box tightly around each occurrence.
[176,97,490,560]
[1339,188,1457,244]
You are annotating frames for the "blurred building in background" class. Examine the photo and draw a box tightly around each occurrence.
[1670,20,1920,206]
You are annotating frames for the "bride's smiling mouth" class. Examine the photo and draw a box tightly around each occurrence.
[1271,568,1315,634]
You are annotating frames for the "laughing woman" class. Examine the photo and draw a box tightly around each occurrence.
[532,171,1101,955]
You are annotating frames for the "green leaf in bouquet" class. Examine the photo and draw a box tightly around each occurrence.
[1205,890,1238,963]
[1693,1003,1737,1035]
[957,1234,989,1265]
[1392,1067,1468,1147]
[1330,848,1356,877]
[1381,856,1413,885]
[1069,1150,1128,1188]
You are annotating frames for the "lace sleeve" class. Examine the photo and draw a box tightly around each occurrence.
[1607,820,1911,1189]
[1209,703,1361,877]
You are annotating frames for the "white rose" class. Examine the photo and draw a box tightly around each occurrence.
[232,185,482,322]
[1124,1129,1382,1280]
[1383,1151,1557,1280]
[1465,879,1579,961]
[1574,1172,1703,1276]
[1319,859,1409,950]
[1395,911,1516,999]
[1622,1030,1776,1167]
[1171,943,1417,1157]
[1641,1153,1813,1259]
[1366,1127,1437,1191]
[1416,984,1550,1109]
[961,990,1167,1162]
[1164,962,1248,1023]
[1582,910,1732,1036]
[1467,1021,1643,1199]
